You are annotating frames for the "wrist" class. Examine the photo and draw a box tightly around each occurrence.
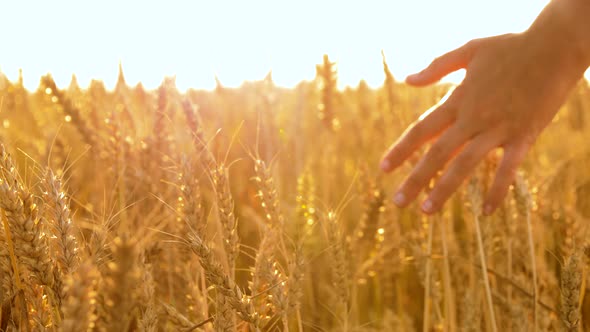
[527,0,590,73]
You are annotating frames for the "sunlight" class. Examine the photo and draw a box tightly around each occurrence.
[0,0,551,90]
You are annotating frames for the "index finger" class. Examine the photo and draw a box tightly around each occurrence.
[381,88,459,173]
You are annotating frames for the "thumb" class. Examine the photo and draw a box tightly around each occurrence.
[406,39,479,86]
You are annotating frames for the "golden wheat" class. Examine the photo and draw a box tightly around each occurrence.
[0,59,588,331]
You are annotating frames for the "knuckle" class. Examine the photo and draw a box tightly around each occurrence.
[464,40,475,50]
[520,135,536,148]
[430,56,444,68]
[463,151,479,166]
[465,39,480,49]
[427,143,447,163]
[455,153,477,174]
[473,110,498,125]
[502,119,523,133]
[446,170,463,186]
[454,118,474,134]
[498,123,515,139]
[460,112,497,134]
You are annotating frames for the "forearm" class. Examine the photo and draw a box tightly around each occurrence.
[527,0,590,72]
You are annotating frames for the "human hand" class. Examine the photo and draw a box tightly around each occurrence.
[380,31,588,216]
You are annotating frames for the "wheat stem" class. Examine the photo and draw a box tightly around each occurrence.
[469,178,498,332]
[514,173,538,331]
[440,214,455,332]
[422,216,433,332]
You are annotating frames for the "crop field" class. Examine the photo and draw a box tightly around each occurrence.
[0,55,589,331]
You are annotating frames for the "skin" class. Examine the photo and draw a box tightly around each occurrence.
[380,0,590,216]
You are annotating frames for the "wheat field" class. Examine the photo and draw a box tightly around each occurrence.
[0,54,589,331]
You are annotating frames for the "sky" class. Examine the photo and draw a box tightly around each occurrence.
[0,0,550,91]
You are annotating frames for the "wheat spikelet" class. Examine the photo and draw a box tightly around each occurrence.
[29,285,52,329]
[161,302,195,330]
[211,164,239,278]
[41,76,96,147]
[261,262,289,322]
[60,262,99,332]
[371,200,402,313]
[188,233,260,328]
[96,236,140,332]
[251,227,289,328]
[316,54,338,130]
[513,172,532,216]
[460,289,481,332]
[561,251,582,331]
[138,263,158,332]
[349,167,385,267]
[381,50,405,128]
[0,222,17,303]
[186,269,210,327]
[326,210,350,301]
[324,210,350,330]
[214,293,235,332]
[294,167,317,245]
[176,156,204,236]
[493,292,528,332]
[287,245,305,312]
[382,310,416,332]
[102,109,125,175]
[253,159,284,228]
[0,145,55,292]
[42,169,80,303]
[251,226,277,316]
[171,156,207,316]
[251,158,291,325]
[153,84,171,156]
[181,98,214,169]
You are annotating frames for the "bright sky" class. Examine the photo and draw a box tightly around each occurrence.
[0,0,550,91]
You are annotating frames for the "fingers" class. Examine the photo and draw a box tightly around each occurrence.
[482,142,530,215]
[406,40,479,87]
[380,98,457,173]
[392,124,471,207]
[421,130,499,214]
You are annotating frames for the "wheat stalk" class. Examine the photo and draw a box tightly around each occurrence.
[513,172,538,331]
[97,236,139,332]
[324,210,350,331]
[468,177,498,332]
[61,262,99,332]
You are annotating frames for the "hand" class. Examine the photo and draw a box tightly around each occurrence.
[380,31,587,216]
